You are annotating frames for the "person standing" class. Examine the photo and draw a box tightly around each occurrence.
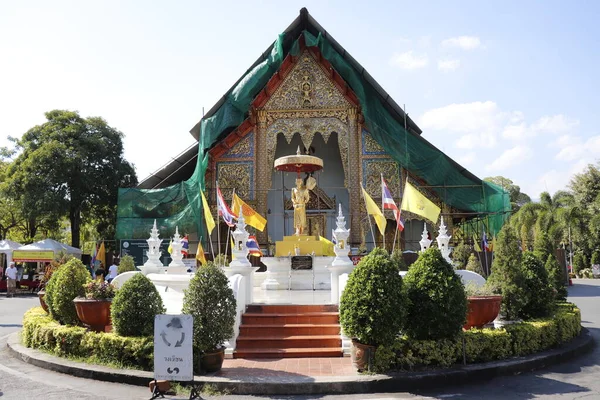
[6,262,17,297]
[107,261,118,283]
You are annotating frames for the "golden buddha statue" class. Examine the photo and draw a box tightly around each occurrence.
[291,178,310,235]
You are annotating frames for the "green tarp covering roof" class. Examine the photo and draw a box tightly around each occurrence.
[116,8,510,240]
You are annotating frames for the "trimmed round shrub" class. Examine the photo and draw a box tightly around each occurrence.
[545,254,567,300]
[573,252,585,277]
[390,248,408,271]
[452,241,472,270]
[182,262,236,354]
[487,225,526,320]
[340,247,407,346]
[118,255,136,274]
[465,253,484,275]
[403,247,467,340]
[45,258,90,325]
[111,273,165,337]
[519,252,555,319]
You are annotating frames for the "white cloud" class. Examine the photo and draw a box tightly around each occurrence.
[390,51,429,70]
[528,161,590,197]
[501,123,528,140]
[437,59,460,72]
[531,114,579,134]
[485,145,533,171]
[555,135,600,161]
[457,152,476,166]
[441,36,482,50]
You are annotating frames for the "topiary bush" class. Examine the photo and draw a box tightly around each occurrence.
[45,258,90,325]
[403,247,467,340]
[182,262,236,355]
[118,255,136,274]
[390,248,408,271]
[533,230,554,262]
[465,253,484,275]
[111,273,165,337]
[452,241,472,270]
[487,225,526,320]
[519,252,555,319]
[340,247,407,347]
[545,254,567,300]
[573,252,585,277]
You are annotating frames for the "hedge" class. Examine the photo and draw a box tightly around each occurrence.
[22,302,581,374]
[22,307,153,370]
[373,302,581,373]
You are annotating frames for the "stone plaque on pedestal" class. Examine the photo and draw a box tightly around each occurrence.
[291,256,313,270]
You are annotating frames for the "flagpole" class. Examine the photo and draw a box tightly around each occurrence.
[361,184,377,248]
[381,173,386,251]
[224,188,235,266]
[216,181,221,265]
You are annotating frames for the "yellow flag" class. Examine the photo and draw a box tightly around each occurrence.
[196,241,207,265]
[473,235,482,252]
[361,186,386,236]
[97,241,106,268]
[200,190,215,234]
[230,236,236,260]
[232,193,267,231]
[318,236,336,256]
[400,181,441,223]
[167,240,173,254]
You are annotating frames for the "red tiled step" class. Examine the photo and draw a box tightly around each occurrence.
[241,312,339,325]
[239,323,340,336]
[236,335,341,349]
[233,347,343,359]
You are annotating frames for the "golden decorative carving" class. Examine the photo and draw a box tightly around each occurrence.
[223,134,253,158]
[363,160,401,199]
[266,117,349,182]
[307,215,326,237]
[285,185,335,211]
[363,131,385,154]
[265,109,348,125]
[217,163,252,201]
[264,51,351,110]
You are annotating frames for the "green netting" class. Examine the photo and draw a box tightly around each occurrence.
[116,30,510,240]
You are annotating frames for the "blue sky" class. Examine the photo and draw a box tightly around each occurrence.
[1,0,598,198]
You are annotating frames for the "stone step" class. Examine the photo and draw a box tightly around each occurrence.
[235,335,342,349]
[246,304,338,314]
[241,312,339,325]
[233,347,343,359]
[239,323,341,336]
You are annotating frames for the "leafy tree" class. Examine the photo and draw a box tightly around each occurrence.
[545,254,567,301]
[7,110,137,248]
[465,253,484,275]
[592,250,600,266]
[487,225,526,320]
[484,176,531,210]
[533,230,554,262]
[451,240,472,269]
[573,252,585,276]
[569,162,600,214]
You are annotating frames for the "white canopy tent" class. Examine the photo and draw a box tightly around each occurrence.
[13,239,82,262]
[0,240,23,270]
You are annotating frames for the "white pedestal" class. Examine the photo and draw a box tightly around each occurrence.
[260,256,334,290]
[222,266,259,304]
[326,262,354,304]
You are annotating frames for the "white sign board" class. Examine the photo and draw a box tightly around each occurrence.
[593,264,600,277]
[154,314,193,381]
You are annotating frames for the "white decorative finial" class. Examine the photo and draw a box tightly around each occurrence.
[419,222,432,252]
[436,216,453,265]
[296,146,301,155]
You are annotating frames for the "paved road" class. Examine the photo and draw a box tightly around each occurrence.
[0,282,599,399]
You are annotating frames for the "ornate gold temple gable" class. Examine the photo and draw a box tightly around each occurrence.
[263,50,352,111]
[285,185,336,210]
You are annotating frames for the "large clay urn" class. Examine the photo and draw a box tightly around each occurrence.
[464,295,503,330]
[73,298,112,332]
[38,290,48,313]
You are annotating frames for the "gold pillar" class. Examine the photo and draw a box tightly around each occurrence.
[347,107,361,245]
[255,110,269,244]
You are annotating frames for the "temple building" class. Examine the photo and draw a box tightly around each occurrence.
[116,8,510,256]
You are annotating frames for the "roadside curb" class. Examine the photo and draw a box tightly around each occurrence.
[7,329,594,395]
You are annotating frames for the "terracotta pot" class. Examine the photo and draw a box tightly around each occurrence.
[464,295,502,330]
[38,290,48,313]
[351,339,376,371]
[73,298,112,332]
[199,347,225,373]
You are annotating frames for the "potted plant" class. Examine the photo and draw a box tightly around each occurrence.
[339,248,407,372]
[73,280,116,332]
[182,262,236,373]
[463,282,502,330]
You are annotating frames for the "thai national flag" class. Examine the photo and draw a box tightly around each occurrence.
[217,187,237,227]
[381,176,404,231]
[482,229,490,252]
[246,236,263,257]
[181,235,189,256]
